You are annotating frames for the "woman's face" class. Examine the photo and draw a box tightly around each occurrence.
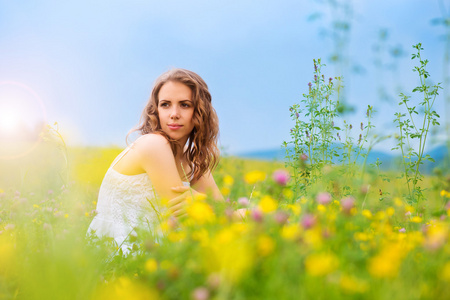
[157,81,195,145]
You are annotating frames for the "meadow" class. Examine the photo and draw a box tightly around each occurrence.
[1,45,450,300]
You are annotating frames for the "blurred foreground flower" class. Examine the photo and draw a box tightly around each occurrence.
[272,169,290,186]
[316,192,332,205]
[305,252,339,276]
[244,171,266,185]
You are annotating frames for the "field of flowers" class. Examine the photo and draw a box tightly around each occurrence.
[0,140,450,300]
[1,45,450,299]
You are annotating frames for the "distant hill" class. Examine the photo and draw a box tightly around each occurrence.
[236,144,449,172]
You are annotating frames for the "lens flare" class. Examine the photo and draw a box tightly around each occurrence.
[0,81,47,159]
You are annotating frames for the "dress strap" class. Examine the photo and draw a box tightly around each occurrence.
[110,147,133,169]
[110,135,146,169]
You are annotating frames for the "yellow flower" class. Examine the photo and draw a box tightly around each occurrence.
[386,207,395,216]
[367,242,407,278]
[0,188,4,194]
[405,205,415,213]
[287,204,301,216]
[223,175,234,186]
[145,259,158,273]
[362,209,372,219]
[221,187,231,196]
[440,190,450,198]
[305,252,339,276]
[85,212,90,217]
[186,201,215,225]
[33,204,40,209]
[168,230,186,242]
[257,235,275,256]
[340,275,369,294]
[317,204,326,212]
[244,170,266,184]
[93,276,159,300]
[281,224,301,241]
[282,188,294,200]
[354,232,372,242]
[258,196,277,213]
[394,197,404,207]
[410,216,422,223]
[64,214,69,218]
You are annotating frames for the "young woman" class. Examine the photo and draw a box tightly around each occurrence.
[87,68,224,254]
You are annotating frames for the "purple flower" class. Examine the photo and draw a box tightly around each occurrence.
[238,197,250,207]
[192,287,210,300]
[316,192,332,205]
[274,211,289,225]
[341,197,355,214]
[296,112,299,118]
[251,209,263,222]
[272,170,290,186]
[301,214,316,229]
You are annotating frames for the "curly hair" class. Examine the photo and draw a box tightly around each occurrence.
[129,68,220,184]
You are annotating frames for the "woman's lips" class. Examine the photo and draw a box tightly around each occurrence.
[168,124,183,130]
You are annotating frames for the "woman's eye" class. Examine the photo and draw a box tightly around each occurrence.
[160,103,169,107]
[181,103,191,108]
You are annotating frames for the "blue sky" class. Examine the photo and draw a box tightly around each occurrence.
[0,0,447,154]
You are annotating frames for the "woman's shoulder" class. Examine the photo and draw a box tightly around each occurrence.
[132,133,171,154]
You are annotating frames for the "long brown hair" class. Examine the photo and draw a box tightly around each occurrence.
[129,68,219,184]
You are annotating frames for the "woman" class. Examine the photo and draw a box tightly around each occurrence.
[87,68,223,254]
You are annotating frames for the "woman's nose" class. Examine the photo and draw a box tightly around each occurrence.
[170,107,180,119]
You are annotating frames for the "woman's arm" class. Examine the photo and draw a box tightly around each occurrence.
[191,170,224,202]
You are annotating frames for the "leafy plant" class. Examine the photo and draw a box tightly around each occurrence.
[393,43,442,204]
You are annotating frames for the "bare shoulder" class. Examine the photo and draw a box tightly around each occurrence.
[132,134,171,154]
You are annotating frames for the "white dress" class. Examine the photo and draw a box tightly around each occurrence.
[87,142,189,255]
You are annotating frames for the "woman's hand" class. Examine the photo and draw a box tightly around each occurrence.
[168,186,205,219]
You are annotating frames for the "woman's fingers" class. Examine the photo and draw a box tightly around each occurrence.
[171,186,190,193]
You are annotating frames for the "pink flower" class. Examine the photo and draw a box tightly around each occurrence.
[192,287,210,300]
[301,153,308,161]
[274,211,289,225]
[238,197,249,207]
[251,209,263,222]
[341,197,355,214]
[272,170,290,186]
[399,228,406,233]
[301,214,316,229]
[316,192,332,205]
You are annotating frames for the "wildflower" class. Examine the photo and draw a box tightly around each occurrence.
[341,197,355,214]
[223,175,234,186]
[329,77,332,83]
[296,112,299,118]
[411,216,422,223]
[337,133,341,141]
[257,235,275,256]
[362,209,372,219]
[367,242,407,278]
[386,207,395,216]
[244,171,266,185]
[305,252,339,276]
[145,259,158,273]
[316,192,332,205]
[358,134,362,144]
[308,82,312,92]
[251,209,263,222]
[221,187,230,196]
[274,211,289,225]
[187,202,215,225]
[349,124,353,130]
[423,221,448,251]
[192,287,210,300]
[258,196,277,213]
[301,214,316,229]
[0,188,4,194]
[300,153,308,161]
[272,169,290,186]
[281,224,301,241]
[360,122,363,130]
[238,197,249,207]
[305,130,310,138]
[399,228,406,233]
[314,75,317,82]
[43,223,52,231]
[340,275,369,294]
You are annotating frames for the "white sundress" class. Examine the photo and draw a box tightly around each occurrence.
[87,141,189,255]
